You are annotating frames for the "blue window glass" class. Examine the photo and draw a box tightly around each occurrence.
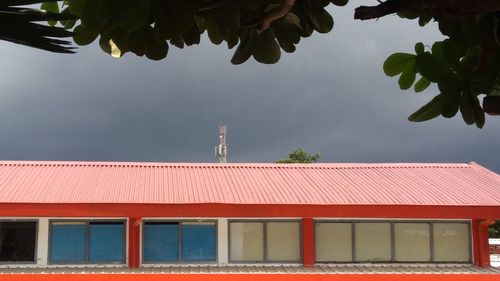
[89,222,125,262]
[50,222,86,263]
[144,222,179,262]
[181,223,216,261]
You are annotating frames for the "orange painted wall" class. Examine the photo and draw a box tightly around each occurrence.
[0,203,496,269]
[302,217,315,267]
[1,203,498,219]
[1,274,499,281]
[128,217,141,268]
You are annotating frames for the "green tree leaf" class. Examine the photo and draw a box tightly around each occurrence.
[473,99,485,128]
[414,42,424,55]
[129,28,149,56]
[438,19,459,37]
[60,7,77,29]
[206,20,224,45]
[69,0,86,17]
[272,13,301,53]
[408,94,444,122]
[226,34,239,49]
[441,100,459,118]
[442,39,462,69]
[305,1,334,33]
[41,2,59,26]
[170,35,185,49]
[99,32,112,55]
[459,90,485,128]
[398,61,416,90]
[154,0,195,39]
[460,91,475,125]
[415,53,454,82]
[418,14,432,27]
[331,0,348,7]
[73,24,98,46]
[383,53,415,77]
[231,29,256,65]
[460,46,482,72]
[253,29,281,64]
[183,25,201,46]
[414,76,430,92]
[431,41,444,57]
[145,28,168,60]
[41,1,59,14]
[107,0,150,32]
[438,78,462,103]
[198,1,240,33]
[81,0,106,32]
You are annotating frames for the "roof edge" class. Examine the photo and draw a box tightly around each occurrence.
[468,161,500,182]
[0,160,475,169]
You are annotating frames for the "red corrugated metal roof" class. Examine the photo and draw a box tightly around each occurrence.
[0,161,498,206]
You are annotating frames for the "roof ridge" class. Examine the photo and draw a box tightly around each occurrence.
[0,160,473,169]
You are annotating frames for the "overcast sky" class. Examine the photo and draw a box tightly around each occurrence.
[1,3,499,172]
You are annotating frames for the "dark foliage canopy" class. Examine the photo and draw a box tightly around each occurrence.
[276,147,321,163]
[2,0,500,126]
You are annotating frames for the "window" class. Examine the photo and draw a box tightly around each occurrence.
[394,223,430,262]
[230,222,263,262]
[143,222,179,262]
[49,220,125,264]
[315,220,471,263]
[229,221,301,263]
[0,221,37,262]
[181,222,217,261]
[433,223,470,262]
[355,223,391,262]
[315,223,352,262]
[89,222,126,262]
[143,221,216,263]
[267,222,301,262]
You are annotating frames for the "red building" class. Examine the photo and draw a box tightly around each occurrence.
[0,160,499,281]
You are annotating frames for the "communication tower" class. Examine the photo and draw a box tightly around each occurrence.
[215,125,227,163]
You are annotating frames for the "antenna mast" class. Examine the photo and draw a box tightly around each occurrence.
[215,125,227,163]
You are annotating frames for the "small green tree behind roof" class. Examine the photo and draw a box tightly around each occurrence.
[276,148,321,164]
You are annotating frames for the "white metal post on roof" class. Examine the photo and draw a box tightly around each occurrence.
[215,125,227,163]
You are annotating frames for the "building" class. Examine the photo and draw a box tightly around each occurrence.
[0,160,499,281]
